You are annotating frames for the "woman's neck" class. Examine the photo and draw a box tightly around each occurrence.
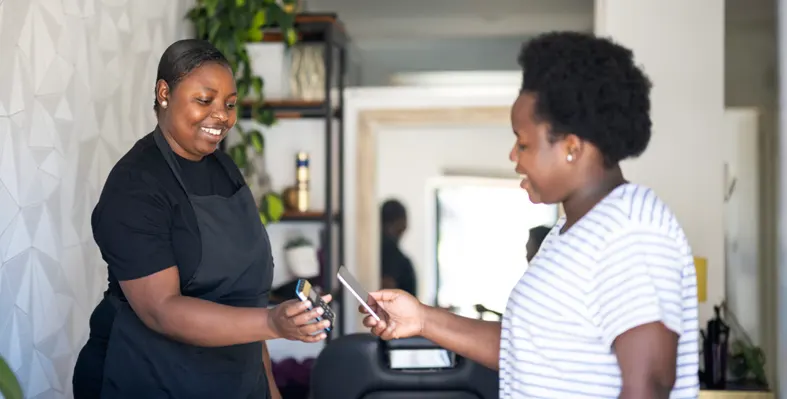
[159,124,204,162]
[560,165,626,232]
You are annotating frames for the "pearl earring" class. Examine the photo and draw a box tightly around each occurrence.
[161,100,168,108]
[566,153,574,162]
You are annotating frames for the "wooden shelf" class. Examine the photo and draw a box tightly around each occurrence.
[280,210,340,223]
[259,13,346,46]
[240,99,340,120]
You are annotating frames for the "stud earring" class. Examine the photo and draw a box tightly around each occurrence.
[161,100,168,108]
[566,153,574,162]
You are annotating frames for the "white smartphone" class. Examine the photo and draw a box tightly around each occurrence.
[337,265,382,322]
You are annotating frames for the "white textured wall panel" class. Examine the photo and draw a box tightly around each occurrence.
[0,0,193,397]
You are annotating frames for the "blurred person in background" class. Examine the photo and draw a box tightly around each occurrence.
[380,199,417,297]
[526,225,551,262]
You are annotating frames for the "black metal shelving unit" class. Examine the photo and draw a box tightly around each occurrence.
[221,13,348,338]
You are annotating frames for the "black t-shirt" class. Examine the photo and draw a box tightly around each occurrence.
[92,132,243,300]
[381,235,417,297]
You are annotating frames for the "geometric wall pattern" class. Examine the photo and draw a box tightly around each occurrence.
[0,0,192,397]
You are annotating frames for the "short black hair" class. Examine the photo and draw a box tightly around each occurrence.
[528,225,551,246]
[381,199,407,226]
[154,39,231,113]
[518,32,652,167]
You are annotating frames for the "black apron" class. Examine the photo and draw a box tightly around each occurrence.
[99,128,274,398]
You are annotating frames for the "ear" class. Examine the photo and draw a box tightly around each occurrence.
[155,79,170,106]
[562,133,583,162]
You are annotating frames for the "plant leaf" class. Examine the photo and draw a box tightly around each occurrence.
[252,9,267,29]
[236,0,246,7]
[254,108,276,126]
[285,28,298,46]
[229,145,247,170]
[252,76,263,98]
[265,193,285,222]
[248,130,265,153]
[237,79,249,100]
[258,193,284,224]
[246,27,263,42]
[204,0,219,17]
[208,22,221,42]
[0,357,23,399]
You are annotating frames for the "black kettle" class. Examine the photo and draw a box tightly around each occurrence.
[700,305,730,389]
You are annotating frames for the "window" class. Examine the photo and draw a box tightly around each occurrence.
[432,177,558,319]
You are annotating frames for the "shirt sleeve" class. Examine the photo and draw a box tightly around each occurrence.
[93,169,176,281]
[588,226,685,348]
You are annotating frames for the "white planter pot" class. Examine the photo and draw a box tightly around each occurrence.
[245,42,291,100]
[285,245,319,278]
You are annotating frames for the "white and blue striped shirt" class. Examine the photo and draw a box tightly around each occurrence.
[499,183,700,398]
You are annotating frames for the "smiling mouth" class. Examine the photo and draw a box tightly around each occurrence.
[201,127,224,136]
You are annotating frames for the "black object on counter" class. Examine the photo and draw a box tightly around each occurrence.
[701,305,730,389]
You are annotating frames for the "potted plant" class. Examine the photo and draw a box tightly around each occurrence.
[0,356,23,399]
[284,236,319,278]
[186,0,298,224]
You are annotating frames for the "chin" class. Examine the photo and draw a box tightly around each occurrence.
[523,189,542,204]
[195,142,219,155]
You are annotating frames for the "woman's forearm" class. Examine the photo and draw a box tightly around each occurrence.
[419,305,501,370]
[147,295,278,347]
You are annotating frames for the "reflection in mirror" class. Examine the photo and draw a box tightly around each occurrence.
[433,177,558,320]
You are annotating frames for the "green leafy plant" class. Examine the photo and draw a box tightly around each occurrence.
[729,339,768,386]
[0,356,23,399]
[284,236,314,250]
[259,192,285,225]
[186,0,298,224]
[721,301,769,388]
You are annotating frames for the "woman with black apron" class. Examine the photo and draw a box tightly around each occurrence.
[72,39,331,399]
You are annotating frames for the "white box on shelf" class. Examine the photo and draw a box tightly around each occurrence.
[246,42,291,100]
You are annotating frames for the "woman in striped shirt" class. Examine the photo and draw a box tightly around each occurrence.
[360,31,700,399]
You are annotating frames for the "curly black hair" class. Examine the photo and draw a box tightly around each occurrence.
[518,32,652,167]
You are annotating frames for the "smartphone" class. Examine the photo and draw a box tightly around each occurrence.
[337,265,382,322]
[295,279,334,333]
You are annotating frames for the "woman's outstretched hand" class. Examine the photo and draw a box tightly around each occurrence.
[360,289,426,340]
[268,295,332,342]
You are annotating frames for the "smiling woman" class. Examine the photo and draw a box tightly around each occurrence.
[71,39,332,399]
[153,42,237,158]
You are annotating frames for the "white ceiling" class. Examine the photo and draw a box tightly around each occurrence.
[306,0,775,41]
[307,0,594,40]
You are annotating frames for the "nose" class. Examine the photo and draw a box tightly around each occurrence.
[211,107,229,123]
[509,144,518,163]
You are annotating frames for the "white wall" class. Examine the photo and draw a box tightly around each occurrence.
[595,0,726,326]
[722,108,761,345]
[375,124,516,303]
[0,0,193,397]
[725,15,779,384]
[356,36,528,86]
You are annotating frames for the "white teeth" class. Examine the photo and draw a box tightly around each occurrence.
[201,127,222,136]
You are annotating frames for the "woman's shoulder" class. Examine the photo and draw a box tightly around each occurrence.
[101,132,173,200]
[590,183,686,245]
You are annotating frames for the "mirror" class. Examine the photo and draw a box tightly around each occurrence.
[430,176,559,319]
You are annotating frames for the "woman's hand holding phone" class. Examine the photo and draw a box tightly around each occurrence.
[359,289,426,340]
[268,294,332,342]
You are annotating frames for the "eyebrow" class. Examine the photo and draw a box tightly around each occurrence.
[201,87,238,97]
